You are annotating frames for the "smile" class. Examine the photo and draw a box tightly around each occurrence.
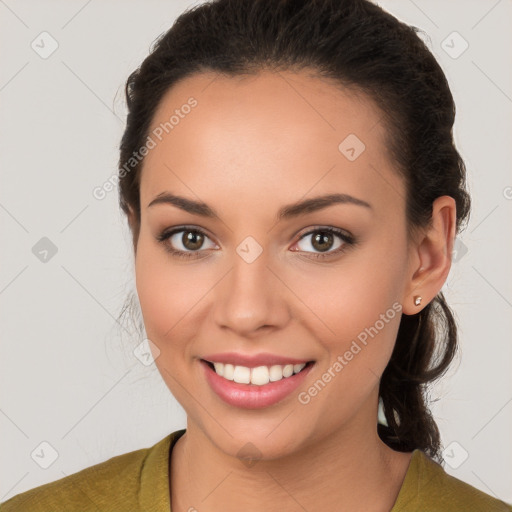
[200,359,315,409]
[203,360,310,386]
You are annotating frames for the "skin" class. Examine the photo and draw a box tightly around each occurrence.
[128,70,456,512]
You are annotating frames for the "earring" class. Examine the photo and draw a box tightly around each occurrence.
[378,396,388,427]
[413,295,422,306]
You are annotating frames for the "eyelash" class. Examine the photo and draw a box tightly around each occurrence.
[156,225,356,261]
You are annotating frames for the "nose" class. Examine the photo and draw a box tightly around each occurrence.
[212,250,291,338]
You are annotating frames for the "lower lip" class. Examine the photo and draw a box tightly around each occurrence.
[201,360,314,409]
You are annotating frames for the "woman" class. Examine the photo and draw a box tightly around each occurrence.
[2,0,511,510]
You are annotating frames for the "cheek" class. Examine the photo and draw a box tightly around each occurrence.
[289,247,406,427]
[134,235,193,349]
[134,239,202,402]
[292,235,407,374]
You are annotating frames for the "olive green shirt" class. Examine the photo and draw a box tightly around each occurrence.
[1,429,510,511]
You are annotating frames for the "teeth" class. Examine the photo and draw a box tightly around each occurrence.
[251,366,269,385]
[233,365,251,384]
[223,363,235,380]
[213,362,224,376]
[269,364,283,381]
[283,364,294,378]
[208,361,307,385]
[293,363,305,373]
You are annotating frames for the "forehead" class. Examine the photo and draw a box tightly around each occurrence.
[139,70,404,219]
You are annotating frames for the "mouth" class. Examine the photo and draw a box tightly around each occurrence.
[200,358,316,409]
[201,359,315,386]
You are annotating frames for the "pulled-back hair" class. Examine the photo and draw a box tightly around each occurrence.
[117,0,471,463]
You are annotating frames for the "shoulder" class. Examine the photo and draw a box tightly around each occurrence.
[0,432,179,512]
[392,449,512,512]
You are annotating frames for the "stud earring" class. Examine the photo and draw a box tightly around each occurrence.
[413,296,422,306]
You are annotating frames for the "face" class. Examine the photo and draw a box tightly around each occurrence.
[133,70,415,459]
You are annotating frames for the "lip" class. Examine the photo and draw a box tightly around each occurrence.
[200,359,315,409]
[201,351,311,368]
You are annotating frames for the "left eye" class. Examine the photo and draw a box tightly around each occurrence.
[293,227,353,256]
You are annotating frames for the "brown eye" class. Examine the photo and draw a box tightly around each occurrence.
[156,226,218,259]
[296,229,344,253]
[310,231,335,252]
[181,230,205,251]
[293,227,356,260]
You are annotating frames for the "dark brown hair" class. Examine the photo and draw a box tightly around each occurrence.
[117,0,471,464]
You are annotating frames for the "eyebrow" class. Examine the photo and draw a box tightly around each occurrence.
[147,192,372,221]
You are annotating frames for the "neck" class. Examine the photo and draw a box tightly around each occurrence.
[170,418,413,512]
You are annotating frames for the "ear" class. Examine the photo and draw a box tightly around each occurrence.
[126,204,136,229]
[126,205,139,256]
[402,195,457,315]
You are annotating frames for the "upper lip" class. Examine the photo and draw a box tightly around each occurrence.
[201,352,313,368]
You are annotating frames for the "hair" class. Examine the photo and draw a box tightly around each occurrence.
[117,0,471,464]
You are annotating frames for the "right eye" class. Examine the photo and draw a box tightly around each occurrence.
[156,226,218,259]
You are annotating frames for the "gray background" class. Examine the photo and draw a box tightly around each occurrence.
[1,0,511,503]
